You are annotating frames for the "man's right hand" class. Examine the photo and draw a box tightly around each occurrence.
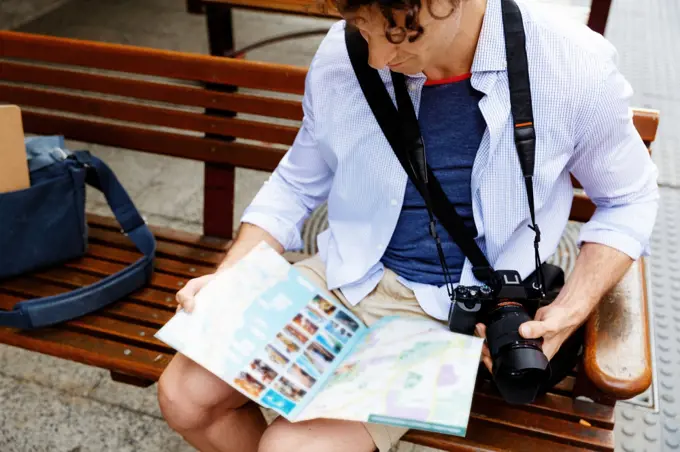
[174,222,286,314]
[175,273,217,313]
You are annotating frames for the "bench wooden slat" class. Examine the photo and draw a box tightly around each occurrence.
[33,257,194,300]
[62,256,194,293]
[104,301,174,327]
[88,213,231,252]
[0,291,171,379]
[403,417,596,452]
[86,243,216,279]
[5,270,177,311]
[470,396,613,451]
[0,322,169,382]
[476,368,576,398]
[0,85,299,146]
[67,315,171,352]
[0,61,303,121]
[474,381,614,429]
[0,31,308,95]
[0,276,94,305]
[0,281,173,328]
[433,372,599,431]
[20,111,285,170]
[87,227,226,267]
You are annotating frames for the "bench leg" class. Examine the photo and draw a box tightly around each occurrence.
[204,164,236,239]
[587,0,612,35]
[110,371,155,388]
[206,3,234,58]
[203,3,237,240]
[186,0,204,14]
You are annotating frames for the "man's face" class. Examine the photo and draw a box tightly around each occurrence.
[345,0,464,75]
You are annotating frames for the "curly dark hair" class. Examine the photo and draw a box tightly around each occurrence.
[324,0,461,43]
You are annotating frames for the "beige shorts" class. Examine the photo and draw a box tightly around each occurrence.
[293,254,443,452]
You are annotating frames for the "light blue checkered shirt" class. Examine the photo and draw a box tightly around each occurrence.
[241,0,659,320]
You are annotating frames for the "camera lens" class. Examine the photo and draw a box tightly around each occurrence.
[485,302,550,405]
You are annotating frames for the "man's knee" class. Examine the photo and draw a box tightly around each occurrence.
[157,353,241,432]
[258,421,302,452]
[158,369,209,432]
[258,418,377,452]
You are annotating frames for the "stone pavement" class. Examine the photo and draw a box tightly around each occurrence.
[0,0,678,451]
[0,0,69,30]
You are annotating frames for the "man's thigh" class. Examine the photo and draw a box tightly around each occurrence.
[259,416,402,452]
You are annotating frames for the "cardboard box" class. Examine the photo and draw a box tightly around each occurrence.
[0,105,30,193]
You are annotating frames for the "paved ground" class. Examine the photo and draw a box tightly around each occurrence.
[0,0,69,29]
[0,0,678,451]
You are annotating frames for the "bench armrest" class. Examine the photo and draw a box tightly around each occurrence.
[583,258,653,400]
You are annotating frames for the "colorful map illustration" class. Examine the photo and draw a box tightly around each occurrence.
[297,316,483,435]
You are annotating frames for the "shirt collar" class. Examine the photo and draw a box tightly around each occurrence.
[471,0,508,73]
[403,0,507,82]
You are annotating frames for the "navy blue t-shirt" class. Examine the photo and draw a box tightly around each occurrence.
[381,74,486,286]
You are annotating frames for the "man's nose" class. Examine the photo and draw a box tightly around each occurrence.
[366,38,397,70]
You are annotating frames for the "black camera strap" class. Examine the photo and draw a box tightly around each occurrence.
[344,0,544,296]
[501,0,545,295]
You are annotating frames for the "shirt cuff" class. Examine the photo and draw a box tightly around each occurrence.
[576,221,650,260]
[240,209,304,252]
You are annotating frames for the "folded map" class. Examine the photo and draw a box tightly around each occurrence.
[154,241,484,437]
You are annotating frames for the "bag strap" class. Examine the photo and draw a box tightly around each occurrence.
[344,0,545,293]
[0,151,156,329]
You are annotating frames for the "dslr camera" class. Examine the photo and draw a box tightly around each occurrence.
[448,270,551,405]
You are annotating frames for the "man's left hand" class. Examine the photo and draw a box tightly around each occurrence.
[473,243,638,374]
[475,302,583,373]
[517,303,583,360]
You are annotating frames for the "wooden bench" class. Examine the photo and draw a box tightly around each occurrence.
[0,30,658,451]
[186,0,614,61]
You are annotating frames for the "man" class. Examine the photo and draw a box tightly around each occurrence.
[158,0,659,451]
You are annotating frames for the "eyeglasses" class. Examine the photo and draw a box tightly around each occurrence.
[383,5,425,44]
[385,25,425,44]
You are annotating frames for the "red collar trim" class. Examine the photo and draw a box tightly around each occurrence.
[424,72,472,86]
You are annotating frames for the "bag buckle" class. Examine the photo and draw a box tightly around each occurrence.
[121,216,148,236]
[68,151,93,169]
[55,147,70,161]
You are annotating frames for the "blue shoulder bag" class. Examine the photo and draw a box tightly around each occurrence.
[0,136,156,329]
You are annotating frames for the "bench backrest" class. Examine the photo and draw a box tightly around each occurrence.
[202,0,342,18]
[0,31,306,171]
[0,31,659,233]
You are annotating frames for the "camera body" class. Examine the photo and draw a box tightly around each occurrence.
[448,270,550,405]
[447,270,542,336]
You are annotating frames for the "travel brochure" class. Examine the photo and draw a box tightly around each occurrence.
[154,241,484,436]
